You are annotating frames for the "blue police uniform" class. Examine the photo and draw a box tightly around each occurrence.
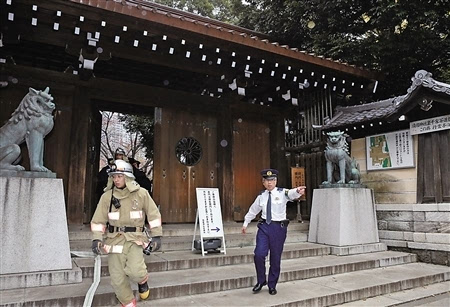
[243,169,302,294]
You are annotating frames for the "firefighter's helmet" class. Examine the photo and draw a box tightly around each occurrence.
[108,159,135,179]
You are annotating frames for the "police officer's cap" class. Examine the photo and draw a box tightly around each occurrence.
[261,168,278,179]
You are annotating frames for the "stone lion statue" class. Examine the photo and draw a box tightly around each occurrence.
[322,131,360,184]
[0,87,55,172]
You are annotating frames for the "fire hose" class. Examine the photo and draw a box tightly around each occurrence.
[71,251,102,307]
[83,254,102,307]
[73,228,152,307]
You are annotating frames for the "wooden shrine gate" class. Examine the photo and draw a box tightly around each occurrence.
[232,119,270,221]
[153,108,218,223]
[153,108,273,223]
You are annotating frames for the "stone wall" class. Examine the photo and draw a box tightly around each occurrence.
[376,204,450,266]
[351,136,418,204]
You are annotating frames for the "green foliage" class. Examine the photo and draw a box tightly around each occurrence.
[118,114,155,160]
[235,0,450,98]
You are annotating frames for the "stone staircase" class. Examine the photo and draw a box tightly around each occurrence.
[1,222,449,306]
[68,222,309,252]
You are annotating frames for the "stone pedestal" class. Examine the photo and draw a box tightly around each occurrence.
[0,177,72,274]
[308,188,380,247]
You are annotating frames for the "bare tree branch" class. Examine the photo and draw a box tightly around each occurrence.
[100,112,153,176]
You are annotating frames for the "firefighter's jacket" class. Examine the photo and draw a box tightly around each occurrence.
[91,178,162,253]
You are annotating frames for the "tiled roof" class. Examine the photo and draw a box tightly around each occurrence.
[70,0,379,79]
[320,70,450,130]
[324,99,396,129]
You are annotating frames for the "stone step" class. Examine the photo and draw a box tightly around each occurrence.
[0,249,419,306]
[0,263,82,291]
[74,242,330,278]
[144,251,418,300]
[146,263,450,307]
[396,292,450,307]
[341,280,450,306]
[68,221,309,240]
[69,230,309,253]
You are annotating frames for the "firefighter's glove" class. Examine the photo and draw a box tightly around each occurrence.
[92,239,103,255]
[151,236,162,252]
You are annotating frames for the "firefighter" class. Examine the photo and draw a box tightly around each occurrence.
[91,159,162,307]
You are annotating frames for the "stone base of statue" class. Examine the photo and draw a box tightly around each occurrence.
[0,169,57,178]
[308,188,386,255]
[0,176,72,274]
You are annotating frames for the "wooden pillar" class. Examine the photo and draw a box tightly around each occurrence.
[217,104,234,221]
[270,116,288,187]
[431,132,443,203]
[67,87,91,224]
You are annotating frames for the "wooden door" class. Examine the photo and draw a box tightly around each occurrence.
[153,108,218,223]
[86,107,102,221]
[232,119,270,221]
[417,129,450,203]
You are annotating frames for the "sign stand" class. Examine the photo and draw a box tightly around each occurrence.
[291,167,306,222]
[192,188,226,256]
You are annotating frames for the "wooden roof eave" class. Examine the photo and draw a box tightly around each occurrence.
[125,0,271,40]
[385,70,450,122]
[386,89,450,123]
[320,70,450,131]
[68,0,381,81]
[2,0,380,101]
[385,89,423,123]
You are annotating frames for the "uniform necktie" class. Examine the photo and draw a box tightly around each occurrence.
[266,191,272,224]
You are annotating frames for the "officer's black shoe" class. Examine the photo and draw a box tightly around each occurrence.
[269,288,277,295]
[252,281,267,293]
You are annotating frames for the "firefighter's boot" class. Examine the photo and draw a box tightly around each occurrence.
[138,281,150,300]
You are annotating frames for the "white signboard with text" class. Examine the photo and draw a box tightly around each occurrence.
[410,115,450,135]
[192,188,226,256]
[366,129,414,170]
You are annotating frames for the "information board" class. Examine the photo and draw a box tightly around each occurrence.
[410,115,450,135]
[195,188,224,238]
[192,188,226,256]
[366,129,414,170]
[291,167,306,201]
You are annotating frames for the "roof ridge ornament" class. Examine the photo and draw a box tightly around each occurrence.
[419,98,433,111]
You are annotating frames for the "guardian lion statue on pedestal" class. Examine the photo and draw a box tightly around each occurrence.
[0,87,55,172]
[322,131,360,184]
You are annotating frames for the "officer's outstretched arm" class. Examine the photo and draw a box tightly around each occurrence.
[287,186,306,200]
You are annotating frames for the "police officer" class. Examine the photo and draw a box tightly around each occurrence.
[241,169,306,295]
[128,157,152,192]
[91,160,162,307]
[96,158,114,202]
